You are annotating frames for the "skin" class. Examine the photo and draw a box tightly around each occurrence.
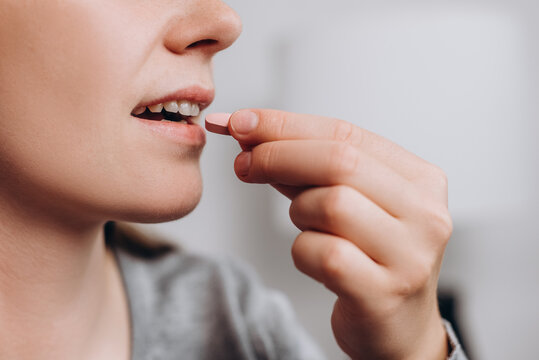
[0,1,449,360]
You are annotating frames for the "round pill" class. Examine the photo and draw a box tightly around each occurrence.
[205,113,232,135]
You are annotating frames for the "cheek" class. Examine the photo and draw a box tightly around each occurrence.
[0,1,135,169]
[0,2,204,222]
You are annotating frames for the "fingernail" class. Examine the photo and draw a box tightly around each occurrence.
[235,151,252,177]
[231,111,258,135]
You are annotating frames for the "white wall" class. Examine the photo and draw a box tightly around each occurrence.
[142,1,539,359]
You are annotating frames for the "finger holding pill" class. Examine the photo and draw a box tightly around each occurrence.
[207,109,441,194]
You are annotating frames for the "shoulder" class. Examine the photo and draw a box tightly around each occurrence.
[109,223,325,360]
[111,232,260,358]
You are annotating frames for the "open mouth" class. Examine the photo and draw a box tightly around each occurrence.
[131,100,201,125]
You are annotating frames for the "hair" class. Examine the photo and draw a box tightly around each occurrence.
[104,221,177,259]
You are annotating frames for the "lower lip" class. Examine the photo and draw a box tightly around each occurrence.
[135,117,206,147]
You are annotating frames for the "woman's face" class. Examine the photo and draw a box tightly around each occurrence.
[0,0,241,224]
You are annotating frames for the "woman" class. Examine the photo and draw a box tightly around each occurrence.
[0,0,466,359]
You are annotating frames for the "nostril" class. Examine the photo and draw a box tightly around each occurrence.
[187,39,218,49]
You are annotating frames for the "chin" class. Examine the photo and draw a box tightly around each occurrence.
[110,171,204,224]
[117,188,202,224]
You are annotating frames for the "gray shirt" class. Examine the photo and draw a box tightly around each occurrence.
[111,239,467,360]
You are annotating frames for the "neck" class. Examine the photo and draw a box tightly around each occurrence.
[0,193,124,359]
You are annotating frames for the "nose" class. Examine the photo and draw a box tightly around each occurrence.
[163,0,242,56]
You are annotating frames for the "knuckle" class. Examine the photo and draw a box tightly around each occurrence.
[428,164,449,190]
[320,186,350,226]
[271,110,289,138]
[332,120,361,144]
[329,143,360,178]
[289,198,306,230]
[290,232,306,263]
[424,205,453,243]
[254,109,293,140]
[291,232,317,278]
[289,198,299,220]
[256,142,279,181]
[320,241,347,282]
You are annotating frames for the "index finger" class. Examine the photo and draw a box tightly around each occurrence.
[206,109,434,183]
[220,109,361,146]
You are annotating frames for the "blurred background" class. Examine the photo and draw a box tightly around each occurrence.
[141,1,539,358]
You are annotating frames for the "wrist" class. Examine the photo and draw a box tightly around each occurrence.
[405,313,448,360]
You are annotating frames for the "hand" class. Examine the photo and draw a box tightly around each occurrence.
[226,109,451,360]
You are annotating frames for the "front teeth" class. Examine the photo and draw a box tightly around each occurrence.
[189,103,199,117]
[178,101,190,116]
[178,100,200,117]
[164,101,179,113]
[149,103,164,113]
[141,100,200,117]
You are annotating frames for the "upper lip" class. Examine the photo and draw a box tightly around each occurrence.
[133,86,215,113]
